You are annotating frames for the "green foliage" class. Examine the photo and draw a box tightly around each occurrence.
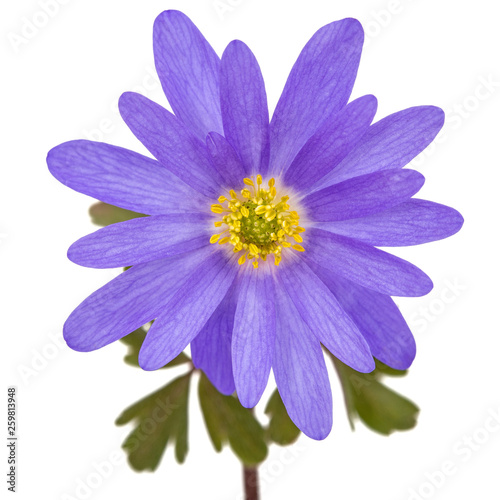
[374,359,408,377]
[89,202,145,227]
[120,327,190,369]
[198,374,268,465]
[116,373,191,471]
[115,339,419,477]
[264,390,300,445]
[332,355,419,435]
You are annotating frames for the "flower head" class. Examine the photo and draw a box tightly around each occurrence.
[47,11,463,439]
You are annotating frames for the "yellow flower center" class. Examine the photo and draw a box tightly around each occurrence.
[210,175,305,269]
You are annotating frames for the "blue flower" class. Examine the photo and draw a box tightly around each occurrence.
[47,11,463,439]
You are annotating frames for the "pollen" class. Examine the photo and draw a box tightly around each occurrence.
[210,176,305,267]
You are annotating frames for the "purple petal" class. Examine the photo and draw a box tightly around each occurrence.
[284,95,377,192]
[68,214,211,269]
[153,10,223,140]
[47,140,209,215]
[302,169,424,222]
[232,270,276,407]
[273,285,333,439]
[191,283,239,395]
[317,199,464,246]
[305,228,433,297]
[119,92,223,198]
[269,18,364,177]
[314,106,445,188]
[206,132,247,188]
[139,251,237,371]
[308,263,416,370]
[63,247,211,351]
[277,258,375,373]
[220,40,270,176]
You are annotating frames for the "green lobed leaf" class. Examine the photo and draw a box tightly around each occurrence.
[120,327,191,369]
[198,373,268,465]
[332,355,419,435]
[115,373,191,471]
[374,359,408,377]
[264,390,301,445]
[89,201,146,227]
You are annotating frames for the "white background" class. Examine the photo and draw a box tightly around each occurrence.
[2,0,499,499]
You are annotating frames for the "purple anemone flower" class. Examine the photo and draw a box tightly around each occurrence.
[47,10,463,439]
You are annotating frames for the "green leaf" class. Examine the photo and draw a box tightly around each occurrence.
[89,202,146,227]
[374,359,408,377]
[198,373,268,465]
[332,356,419,435]
[115,373,191,471]
[264,390,301,445]
[120,327,191,369]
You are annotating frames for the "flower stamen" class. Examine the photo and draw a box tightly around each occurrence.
[211,176,305,267]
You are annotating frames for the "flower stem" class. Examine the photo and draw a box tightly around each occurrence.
[243,466,260,500]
